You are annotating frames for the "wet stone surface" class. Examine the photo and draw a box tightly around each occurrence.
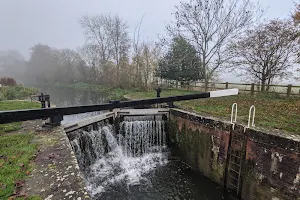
[21,120,89,200]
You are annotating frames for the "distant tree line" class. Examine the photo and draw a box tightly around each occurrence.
[0,0,299,91]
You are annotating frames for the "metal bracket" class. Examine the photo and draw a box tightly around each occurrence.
[155,87,162,98]
[44,115,63,127]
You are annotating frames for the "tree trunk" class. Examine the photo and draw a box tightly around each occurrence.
[261,78,266,92]
[266,78,271,91]
[180,81,184,89]
[204,77,209,92]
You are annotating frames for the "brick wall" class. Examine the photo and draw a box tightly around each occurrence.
[168,109,231,185]
[169,108,300,200]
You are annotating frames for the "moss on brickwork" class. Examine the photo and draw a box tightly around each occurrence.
[167,118,226,185]
[242,174,292,200]
[241,160,297,200]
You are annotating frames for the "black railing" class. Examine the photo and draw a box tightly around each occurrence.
[0,89,238,124]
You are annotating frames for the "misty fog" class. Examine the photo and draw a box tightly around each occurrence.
[0,0,298,86]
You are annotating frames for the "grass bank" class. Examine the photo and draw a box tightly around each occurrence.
[0,101,41,199]
[126,89,300,134]
[53,82,141,100]
[0,134,38,199]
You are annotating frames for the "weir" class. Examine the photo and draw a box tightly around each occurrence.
[65,110,169,199]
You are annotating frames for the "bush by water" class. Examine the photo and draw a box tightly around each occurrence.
[0,85,38,100]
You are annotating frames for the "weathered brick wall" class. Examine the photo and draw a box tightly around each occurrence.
[242,129,300,200]
[168,109,231,185]
[169,108,300,200]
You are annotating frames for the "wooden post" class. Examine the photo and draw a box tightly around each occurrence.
[287,84,292,97]
[251,83,255,95]
[225,82,229,89]
[176,80,178,89]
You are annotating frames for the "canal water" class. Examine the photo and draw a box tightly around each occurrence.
[38,86,231,200]
[38,86,106,124]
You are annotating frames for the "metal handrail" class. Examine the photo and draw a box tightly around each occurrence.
[245,105,255,132]
[231,103,237,124]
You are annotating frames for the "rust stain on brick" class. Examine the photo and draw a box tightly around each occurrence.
[246,139,256,160]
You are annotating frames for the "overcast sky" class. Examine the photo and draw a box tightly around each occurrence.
[0,0,297,82]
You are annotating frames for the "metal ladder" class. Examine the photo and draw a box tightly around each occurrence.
[226,132,245,196]
[225,104,255,196]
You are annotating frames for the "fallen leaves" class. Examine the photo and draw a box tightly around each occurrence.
[8,193,28,200]
[18,163,25,168]
[8,180,27,200]
[14,180,25,188]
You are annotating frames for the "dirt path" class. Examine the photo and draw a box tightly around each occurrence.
[18,120,90,200]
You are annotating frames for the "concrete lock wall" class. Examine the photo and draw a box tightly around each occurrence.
[168,108,300,200]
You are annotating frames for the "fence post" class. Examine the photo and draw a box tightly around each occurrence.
[176,80,178,89]
[287,84,292,97]
[251,83,255,95]
[225,82,229,89]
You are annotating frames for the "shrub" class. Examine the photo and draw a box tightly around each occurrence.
[0,77,17,86]
[0,86,38,100]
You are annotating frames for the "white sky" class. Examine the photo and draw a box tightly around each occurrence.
[0,0,298,83]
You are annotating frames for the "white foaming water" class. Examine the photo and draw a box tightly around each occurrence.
[70,120,168,198]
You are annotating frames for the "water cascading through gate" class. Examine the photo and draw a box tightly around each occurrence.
[69,115,168,198]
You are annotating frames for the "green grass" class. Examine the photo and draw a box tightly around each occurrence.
[126,89,194,99]
[0,133,37,199]
[0,101,40,199]
[16,195,42,200]
[0,101,40,134]
[127,90,300,134]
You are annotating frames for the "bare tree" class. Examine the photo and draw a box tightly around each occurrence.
[80,14,130,84]
[167,0,263,91]
[229,20,299,91]
[56,49,88,83]
[107,14,130,81]
[132,16,145,87]
[79,44,101,67]
[107,15,130,66]
[80,15,112,63]
[292,4,300,81]
[140,43,161,89]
